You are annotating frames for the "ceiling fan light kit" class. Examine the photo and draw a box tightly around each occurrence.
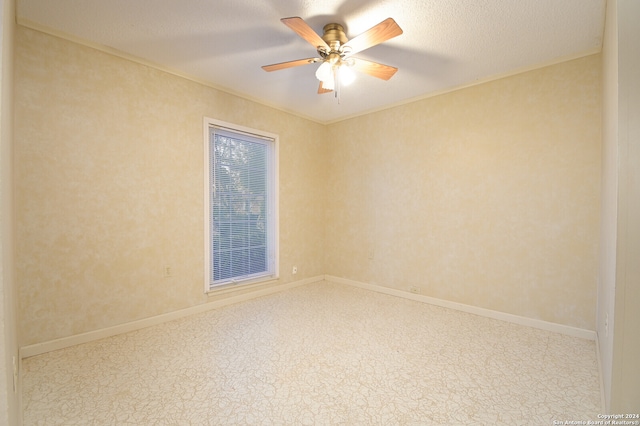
[262,16,403,101]
[315,62,334,87]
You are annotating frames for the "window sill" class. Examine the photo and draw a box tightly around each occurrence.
[205,276,280,297]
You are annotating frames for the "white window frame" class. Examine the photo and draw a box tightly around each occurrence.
[203,117,279,293]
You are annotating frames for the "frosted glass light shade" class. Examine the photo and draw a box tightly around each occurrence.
[323,75,335,90]
[315,62,332,81]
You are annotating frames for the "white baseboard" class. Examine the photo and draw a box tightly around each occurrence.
[325,275,597,341]
[20,275,324,359]
[21,274,597,359]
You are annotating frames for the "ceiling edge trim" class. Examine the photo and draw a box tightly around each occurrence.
[324,48,603,125]
[16,18,327,125]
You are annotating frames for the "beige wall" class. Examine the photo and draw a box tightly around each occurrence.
[14,26,327,346]
[601,0,640,413]
[326,55,602,330]
[15,23,603,350]
[598,0,618,411]
[0,0,19,423]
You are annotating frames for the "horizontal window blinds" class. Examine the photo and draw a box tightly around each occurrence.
[208,126,275,288]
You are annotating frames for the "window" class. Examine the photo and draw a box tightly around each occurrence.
[204,118,278,292]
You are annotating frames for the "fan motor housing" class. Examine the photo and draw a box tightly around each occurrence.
[322,23,348,49]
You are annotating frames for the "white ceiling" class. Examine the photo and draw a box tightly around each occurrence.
[16,0,606,124]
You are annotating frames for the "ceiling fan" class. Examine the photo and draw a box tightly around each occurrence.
[262,17,403,97]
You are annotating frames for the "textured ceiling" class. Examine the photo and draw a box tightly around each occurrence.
[16,0,606,123]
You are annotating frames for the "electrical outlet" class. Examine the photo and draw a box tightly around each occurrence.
[604,312,609,337]
[292,266,297,275]
[409,286,420,294]
[164,266,172,278]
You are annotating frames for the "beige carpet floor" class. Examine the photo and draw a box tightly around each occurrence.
[22,281,601,425]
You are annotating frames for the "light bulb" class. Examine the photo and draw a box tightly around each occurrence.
[339,65,356,86]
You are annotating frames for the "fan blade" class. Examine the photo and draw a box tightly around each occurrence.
[351,58,398,80]
[318,81,333,94]
[344,18,403,56]
[262,58,318,72]
[281,17,330,51]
